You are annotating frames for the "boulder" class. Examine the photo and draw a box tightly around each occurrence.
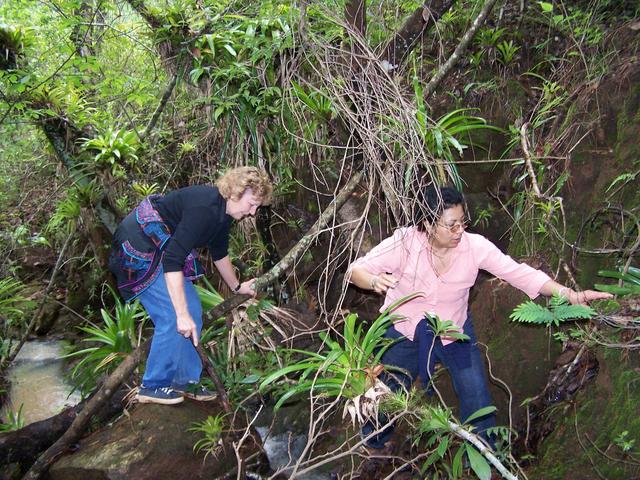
[48,399,268,480]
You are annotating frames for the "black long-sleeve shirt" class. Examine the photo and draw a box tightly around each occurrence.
[151,185,231,272]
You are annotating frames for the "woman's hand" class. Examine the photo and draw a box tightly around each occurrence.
[540,280,613,306]
[567,289,613,305]
[237,278,257,297]
[176,312,198,346]
[370,273,399,294]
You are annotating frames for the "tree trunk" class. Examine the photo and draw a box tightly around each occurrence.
[380,0,454,72]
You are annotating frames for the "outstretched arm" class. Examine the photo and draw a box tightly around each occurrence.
[539,279,613,305]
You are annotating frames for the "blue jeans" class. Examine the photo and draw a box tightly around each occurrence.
[362,315,496,448]
[138,268,203,388]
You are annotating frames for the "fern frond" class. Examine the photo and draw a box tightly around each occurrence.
[549,293,569,308]
[552,304,595,322]
[509,301,554,325]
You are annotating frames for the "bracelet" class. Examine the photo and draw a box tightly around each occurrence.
[558,287,568,298]
[233,283,241,292]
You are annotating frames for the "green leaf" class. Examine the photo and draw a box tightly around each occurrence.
[465,444,491,480]
[214,106,225,122]
[537,1,554,13]
[240,374,260,384]
[223,44,237,57]
[595,284,637,295]
[436,435,449,457]
[452,445,465,477]
[552,304,595,321]
[464,405,496,424]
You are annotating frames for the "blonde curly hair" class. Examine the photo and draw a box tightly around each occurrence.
[215,166,273,205]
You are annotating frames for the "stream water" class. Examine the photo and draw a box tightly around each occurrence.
[256,426,332,480]
[1,340,81,425]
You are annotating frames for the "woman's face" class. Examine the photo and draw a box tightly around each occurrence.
[227,188,262,220]
[427,204,467,249]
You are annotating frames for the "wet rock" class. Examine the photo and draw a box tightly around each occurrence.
[34,297,61,335]
[48,400,268,480]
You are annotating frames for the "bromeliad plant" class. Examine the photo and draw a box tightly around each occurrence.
[188,414,226,460]
[65,289,148,395]
[81,128,140,178]
[259,294,420,415]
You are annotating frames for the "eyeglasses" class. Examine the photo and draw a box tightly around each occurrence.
[437,220,469,233]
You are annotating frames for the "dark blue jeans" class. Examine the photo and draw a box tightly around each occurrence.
[362,314,496,449]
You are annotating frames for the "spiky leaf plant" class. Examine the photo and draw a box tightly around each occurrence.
[259,294,420,410]
[188,414,225,460]
[65,289,147,395]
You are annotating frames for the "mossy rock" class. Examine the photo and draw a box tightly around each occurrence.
[527,347,640,479]
[48,400,268,480]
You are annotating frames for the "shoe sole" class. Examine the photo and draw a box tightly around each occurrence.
[181,392,217,401]
[136,394,184,405]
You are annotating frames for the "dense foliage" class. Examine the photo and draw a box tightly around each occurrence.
[1,0,639,478]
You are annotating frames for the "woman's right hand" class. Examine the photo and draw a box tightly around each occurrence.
[370,273,399,294]
[237,278,257,297]
[176,313,198,346]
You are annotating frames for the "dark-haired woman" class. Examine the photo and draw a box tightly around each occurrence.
[109,167,273,405]
[348,186,610,449]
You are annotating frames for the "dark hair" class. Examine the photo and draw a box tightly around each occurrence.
[414,185,464,232]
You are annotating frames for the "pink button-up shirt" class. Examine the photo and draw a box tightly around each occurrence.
[350,227,551,344]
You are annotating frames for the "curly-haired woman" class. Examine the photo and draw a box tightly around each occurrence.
[109,166,273,405]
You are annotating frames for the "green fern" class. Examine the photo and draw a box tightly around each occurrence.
[510,295,594,327]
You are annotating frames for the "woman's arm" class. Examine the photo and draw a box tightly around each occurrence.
[475,235,612,305]
[213,255,256,296]
[539,279,612,305]
[165,271,199,346]
[349,265,398,294]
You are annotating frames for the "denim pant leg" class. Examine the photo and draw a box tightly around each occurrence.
[361,326,418,448]
[441,316,496,444]
[139,269,203,388]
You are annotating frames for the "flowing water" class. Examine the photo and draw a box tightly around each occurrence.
[255,426,331,480]
[1,340,81,425]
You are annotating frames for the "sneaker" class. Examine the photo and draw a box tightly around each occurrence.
[172,383,217,401]
[136,386,184,405]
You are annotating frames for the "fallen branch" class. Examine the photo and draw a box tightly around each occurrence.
[143,71,179,139]
[195,343,232,413]
[423,0,499,98]
[0,387,126,467]
[253,170,364,291]
[447,420,519,480]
